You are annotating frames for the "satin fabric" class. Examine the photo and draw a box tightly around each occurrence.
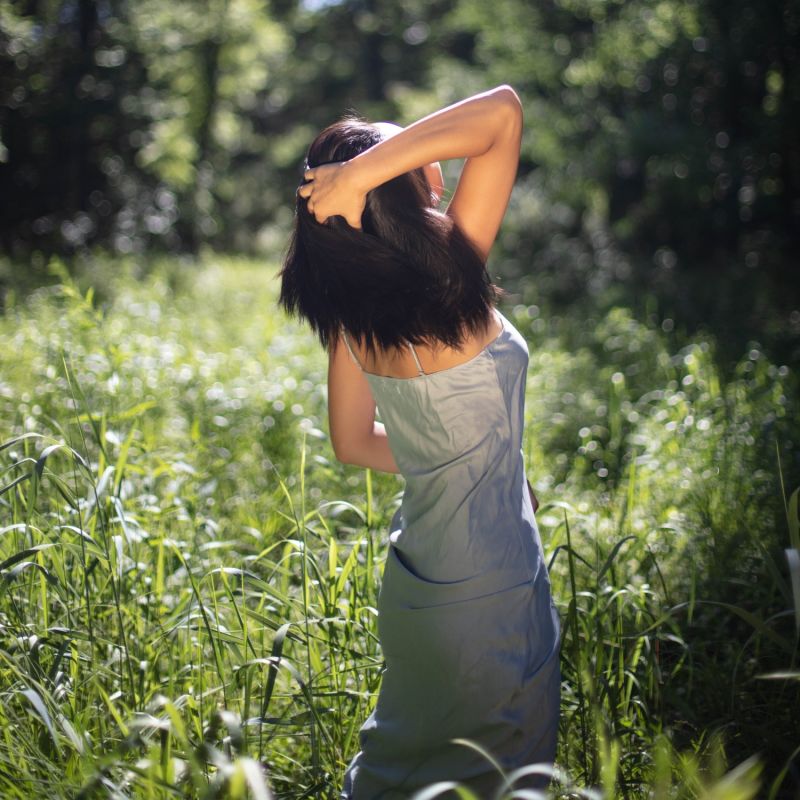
[340,311,561,799]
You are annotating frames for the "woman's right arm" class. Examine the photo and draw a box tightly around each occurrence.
[327,332,400,474]
[298,86,523,261]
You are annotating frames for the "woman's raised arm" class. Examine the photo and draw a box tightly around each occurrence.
[297,85,523,260]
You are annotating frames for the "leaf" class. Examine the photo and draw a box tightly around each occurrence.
[205,566,263,582]
[20,688,61,754]
[755,671,800,681]
[767,742,800,800]
[57,713,86,754]
[0,523,30,537]
[336,536,369,597]
[35,442,89,476]
[449,737,507,791]
[597,535,637,582]
[0,544,57,574]
[702,754,761,800]
[4,561,59,586]
[232,757,273,800]
[673,600,795,655]
[55,525,98,546]
[505,761,568,790]
[0,470,32,497]
[785,548,800,634]
[0,432,47,453]
[256,622,294,718]
[75,400,156,424]
[788,487,800,551]
[548,544,593,573]
[113,425,138,495]
[315,500,366,522]
[409,782,476,800]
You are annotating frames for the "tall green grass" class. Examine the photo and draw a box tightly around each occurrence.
[0,255,797,798]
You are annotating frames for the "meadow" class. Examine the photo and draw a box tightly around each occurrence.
[0,254,797,799]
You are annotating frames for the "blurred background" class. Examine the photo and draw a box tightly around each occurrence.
[1,4,800,796]
[1,0,798,372]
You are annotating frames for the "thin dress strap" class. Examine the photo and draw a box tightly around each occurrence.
[406,342,426,376]
[340,328,364,371]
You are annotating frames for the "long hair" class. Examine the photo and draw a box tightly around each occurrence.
[278,116,502,356]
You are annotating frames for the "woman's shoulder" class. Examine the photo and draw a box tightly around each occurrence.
[349,308,504,380]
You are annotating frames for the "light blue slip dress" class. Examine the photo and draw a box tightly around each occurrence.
[338,309,561,799]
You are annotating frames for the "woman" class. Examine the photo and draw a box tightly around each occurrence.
[279,86,561,798]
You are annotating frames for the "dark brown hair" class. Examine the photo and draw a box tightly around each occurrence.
[278,117,501,356]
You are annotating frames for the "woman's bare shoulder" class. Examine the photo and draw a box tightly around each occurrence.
[352,309,503,379]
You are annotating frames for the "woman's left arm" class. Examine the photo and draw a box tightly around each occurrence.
[327,331,400,474]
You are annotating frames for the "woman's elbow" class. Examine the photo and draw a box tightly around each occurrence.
[491,85,522,116]
[484,85,523,137]
[331,436,358,466]
[491,83,523,134]
[333,448,355,466]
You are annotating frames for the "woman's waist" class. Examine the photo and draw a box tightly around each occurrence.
[388,507,543,584]
[398,461,530,529]
[379,545,546,613]
[390,424,524,479]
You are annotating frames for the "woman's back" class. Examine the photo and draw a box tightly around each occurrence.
[345,309,504,380]
[341,308,541,584]
[339,308,561,798]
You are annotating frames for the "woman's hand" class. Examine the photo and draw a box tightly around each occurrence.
[297,162,366,229]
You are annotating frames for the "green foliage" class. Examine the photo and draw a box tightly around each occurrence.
[0,258,797,797]
[1,0,798,368]
[430,0,800,366]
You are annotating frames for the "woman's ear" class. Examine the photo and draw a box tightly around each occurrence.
[423,161,445,206]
